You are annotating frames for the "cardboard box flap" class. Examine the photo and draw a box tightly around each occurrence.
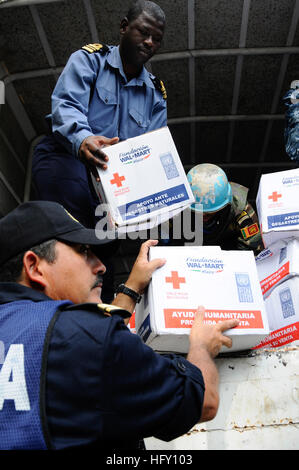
[256,238,299,297]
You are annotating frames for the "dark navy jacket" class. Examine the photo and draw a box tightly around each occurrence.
[0,283,205,450]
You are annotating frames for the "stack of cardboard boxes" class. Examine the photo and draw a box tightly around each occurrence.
[254,168,299,349]
[130,166,298,353]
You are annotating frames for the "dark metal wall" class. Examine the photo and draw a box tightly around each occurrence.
[0,0,298,218]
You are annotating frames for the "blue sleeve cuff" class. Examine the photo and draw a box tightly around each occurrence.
[73,130,94,157]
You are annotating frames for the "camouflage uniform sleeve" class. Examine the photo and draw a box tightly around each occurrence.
[235,202,264,255]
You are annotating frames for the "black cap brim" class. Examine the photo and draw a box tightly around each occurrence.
[0,201,119,265]
[56,227,120,259]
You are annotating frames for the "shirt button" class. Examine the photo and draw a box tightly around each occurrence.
[105,98,108,103]
[177,361,186,372]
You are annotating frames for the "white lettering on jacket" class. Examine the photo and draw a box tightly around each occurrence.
[0,345,30,411]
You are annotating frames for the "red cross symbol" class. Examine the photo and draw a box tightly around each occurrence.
[268,191,282,202]
[110,172,125,187]
[165,271,186,289]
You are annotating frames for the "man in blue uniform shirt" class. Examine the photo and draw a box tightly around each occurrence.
[0,201,238,450]
[32,0,167,229]
[32,0,167,303]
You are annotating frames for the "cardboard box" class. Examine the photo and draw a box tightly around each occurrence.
[256,168,299,247]
[97,127,194,232]
[127,311,136,334]
[115,205,184,235]
[253,276,299,349]
[255,238,299,298]
[136,246,269,354]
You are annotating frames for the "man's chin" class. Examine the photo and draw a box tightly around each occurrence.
[87,286,103,303]
[138,50,152,61]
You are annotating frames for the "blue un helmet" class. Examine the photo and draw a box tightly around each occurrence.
[187,164,233,239]
[187,163,232,213]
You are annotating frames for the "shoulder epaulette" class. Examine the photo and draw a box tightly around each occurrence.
[151,76,167,100]
[236,210,251,227]
[97,303,131,319]
[81,43,109,54]
[65,302,131,319]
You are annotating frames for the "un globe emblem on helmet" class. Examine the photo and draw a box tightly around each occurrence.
[187,163,232,213]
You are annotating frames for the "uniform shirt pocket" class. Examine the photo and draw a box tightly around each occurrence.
[129,107,150,129]
[97,86,118,106]
[89,85,118,128]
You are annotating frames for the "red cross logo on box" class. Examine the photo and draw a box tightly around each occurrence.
[268,191,282,202]
[110,173,125,187]
[165,271,186,289]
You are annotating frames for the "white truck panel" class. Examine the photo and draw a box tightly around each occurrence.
[145,346,299,450]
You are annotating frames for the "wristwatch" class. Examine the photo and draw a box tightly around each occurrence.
[116,283,142,303]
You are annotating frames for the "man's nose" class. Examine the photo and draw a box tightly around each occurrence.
[144,35,153,48]
[92,256,106,275]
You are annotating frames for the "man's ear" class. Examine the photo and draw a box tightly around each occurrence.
[120,17,129,35]
[22,251,47,289]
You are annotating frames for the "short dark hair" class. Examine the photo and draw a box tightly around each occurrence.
[0,239,57,283]
[127,1,165,24]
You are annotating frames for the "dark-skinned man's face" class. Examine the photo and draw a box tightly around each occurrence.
[120,11,165,69]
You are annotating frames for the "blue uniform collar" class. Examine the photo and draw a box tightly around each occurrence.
[0,282,52,304]
[107,46,155,88]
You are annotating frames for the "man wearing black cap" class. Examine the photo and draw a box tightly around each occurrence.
[0,201,238,450]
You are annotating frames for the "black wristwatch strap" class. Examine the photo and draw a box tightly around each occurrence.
[116,283,142,303]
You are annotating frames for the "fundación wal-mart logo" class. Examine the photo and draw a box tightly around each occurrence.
[0,81,4,104]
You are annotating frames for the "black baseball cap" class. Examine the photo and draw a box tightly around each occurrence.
[0,201,118,265]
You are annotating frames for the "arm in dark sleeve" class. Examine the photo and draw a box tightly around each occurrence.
[102,316,205,442]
